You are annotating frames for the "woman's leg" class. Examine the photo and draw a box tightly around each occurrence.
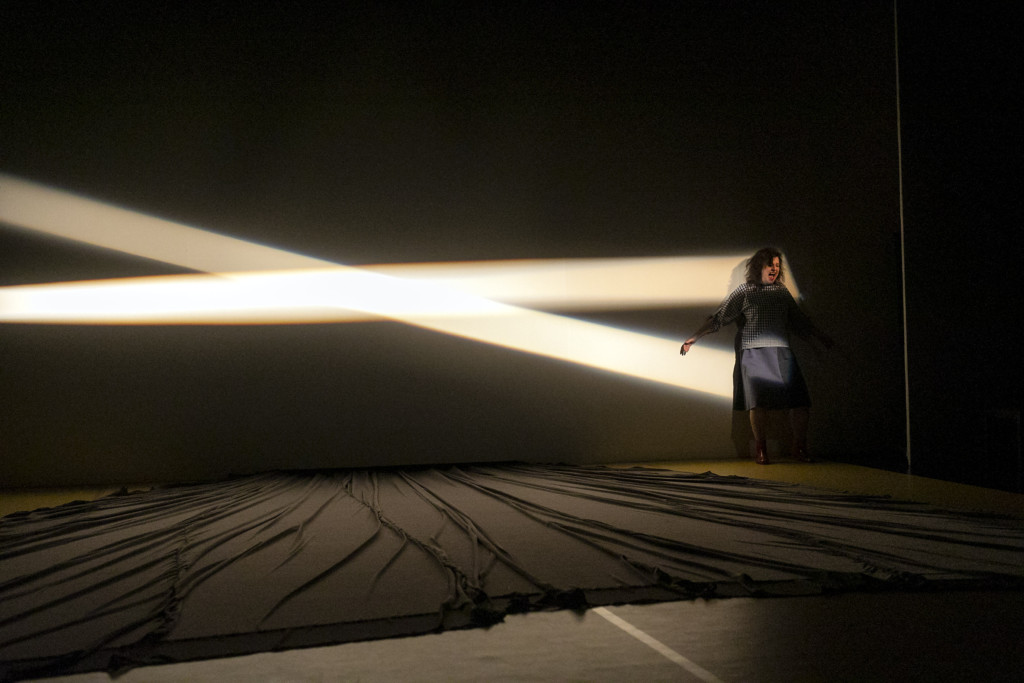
[749,408,767,440]
[749,408,769,464]
[789,406,812,462]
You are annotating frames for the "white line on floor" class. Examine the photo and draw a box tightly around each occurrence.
[593,607,728,683]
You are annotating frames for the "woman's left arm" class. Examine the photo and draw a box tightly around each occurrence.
[790,296,834,349]
[806,322,835,349]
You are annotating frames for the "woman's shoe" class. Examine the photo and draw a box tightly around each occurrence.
[791,443,814,463]
[755,439,770,465]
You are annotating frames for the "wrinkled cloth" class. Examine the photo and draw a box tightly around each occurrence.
[2,464,1023,680]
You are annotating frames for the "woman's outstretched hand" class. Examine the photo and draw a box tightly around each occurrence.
[680,338,696,356]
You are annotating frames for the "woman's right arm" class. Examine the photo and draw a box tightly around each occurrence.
[681,286,743,356]
[681,318,717,355]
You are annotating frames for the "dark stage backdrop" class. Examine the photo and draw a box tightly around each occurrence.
[0,3,905,487]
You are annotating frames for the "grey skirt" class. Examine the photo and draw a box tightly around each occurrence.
[733,346,811,411]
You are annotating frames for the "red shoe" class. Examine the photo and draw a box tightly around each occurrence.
[755,439,770,465]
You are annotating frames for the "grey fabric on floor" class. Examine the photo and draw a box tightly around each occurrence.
[2,463,1023,681]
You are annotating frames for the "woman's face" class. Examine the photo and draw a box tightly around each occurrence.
[761,257,780,285]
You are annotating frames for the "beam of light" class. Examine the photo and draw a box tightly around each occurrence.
[0,269,738,397]
[370,255,790,308]
[0,251,794,325]
[0,173,753,397]
[0,174,331,272]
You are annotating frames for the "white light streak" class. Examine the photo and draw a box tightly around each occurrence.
[594,607,728,683]
[0,174,329,272]
[0,254,762,325]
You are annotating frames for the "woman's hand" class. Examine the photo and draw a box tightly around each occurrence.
[680,338,696,356]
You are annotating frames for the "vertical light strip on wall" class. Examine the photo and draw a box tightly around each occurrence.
[894,0,912,474]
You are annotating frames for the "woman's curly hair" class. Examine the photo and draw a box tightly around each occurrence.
[745,247,785,285]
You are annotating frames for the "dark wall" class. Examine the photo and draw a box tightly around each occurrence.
[899,2,1022,490]
[2,3,909,487]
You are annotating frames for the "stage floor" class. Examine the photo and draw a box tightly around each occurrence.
[4,459,1024,683]
[28,589,1024,683]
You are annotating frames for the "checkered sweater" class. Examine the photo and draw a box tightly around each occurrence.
[707,282,810,349]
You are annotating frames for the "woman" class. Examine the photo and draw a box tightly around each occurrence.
[681,247,832,464]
